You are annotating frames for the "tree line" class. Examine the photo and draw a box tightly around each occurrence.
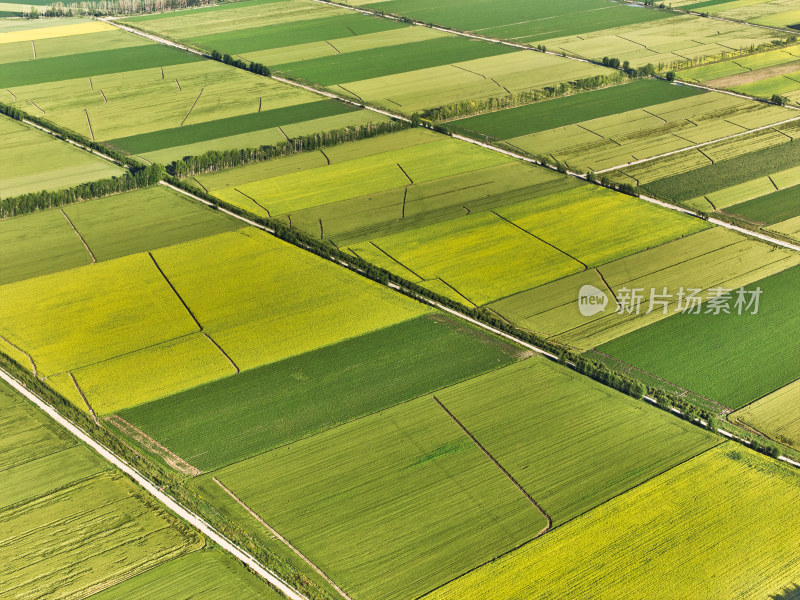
[169,119,410,176]
[421,71,627,121]
[0,165,164,218]
[209,50,270,77]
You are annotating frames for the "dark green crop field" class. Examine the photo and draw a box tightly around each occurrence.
[274,36,517,86]
[451,80,705,140]
[725,184,800,225]
[0,44,202,88]
[120,314,523,471]
[598,265,800,409]
[190,14,405,55]
[108,100,356,154]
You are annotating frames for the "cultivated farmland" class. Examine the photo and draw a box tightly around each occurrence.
[435,358,719,525]
[734,378,800,452]
[214,396,547,600]
[424,445,800,600]
[598,265,800,409]
[0,114,123,197]
[491,227,800,350]
[119,313,524,471]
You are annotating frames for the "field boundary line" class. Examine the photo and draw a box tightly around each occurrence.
[84,108,95,141]
[203,332,240,374]
[396,162,414,183]
[594,112,800,174]
[69,372,98,424]
[491,210,588,269]
[31,40,36,59]
[147,251,204,331]
[233,187,272,216]
[107,414,200,476]
[181,88,203,126]
[0,365,307,600]
[368,241,425,280]
[60,209,97,263]
[0,333,38,377]
[213,477,354,600]
[432,395,552,534]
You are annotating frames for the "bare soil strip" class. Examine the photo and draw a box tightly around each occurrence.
[709,60,800,88]
[107,414,200,476]
[31,40,36,59]
[61,209,97,263]
[213,477,354,600]
[432,395,552,535]
[29,100,45,115]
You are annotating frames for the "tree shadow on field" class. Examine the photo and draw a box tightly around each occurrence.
[772,584,800,599]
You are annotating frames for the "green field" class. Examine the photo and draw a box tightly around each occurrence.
[0,252,200,378]
[0,227,429,411]
[119,314,523,471]
[734,378,800,451]
[490,227,800,350]
[0,186,239,284]
[643,135,800,202]
[61,186,241,261]
[107,100,357,154]
[599,265,800,409]
[361,0,670,42]
[436,358,719,525]
[274,35,517,86]
[451,80,704,139]
[724,184,800,225]
[0,115,123,198]
[424,444,800,600]
[215,396,547,600]
[89,549,286,600]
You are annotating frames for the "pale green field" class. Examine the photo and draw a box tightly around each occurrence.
[425,445,800,600]
[509,92,794,172]
[0,472,203,600]
[495,184,708,267]
[336,50,614,113]
[0,115,123,197]
[734,378,800,451]
[6,60,317,142]
[351,211,585,305]
[150,228,429,372]
[491,227,800,349]
[216,137,511,215]
[0,29,149,66]
[215,396,546,600]
[0,252,200,377]
[538,13,779,69]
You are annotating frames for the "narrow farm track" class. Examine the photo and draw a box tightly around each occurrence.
[0,366,308,600]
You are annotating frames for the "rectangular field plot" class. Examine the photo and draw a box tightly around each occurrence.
[214,396,548,600]
[425,445,800,600]
[0,115,123,198]
[361,0,670,43]
[504,91,795,172]
[149,229,428,372]
[354,211,585,305]
[723,183,800,226]
[533,12,783,69]
[450,79,704,140]
[89,549,285,600]
[436,358,719,525]
[598,264,800,409]
[734,378,800,451]
[0,252,201,378]
[490,227,800,350]
[0,472,203,600]
[119,314,524,471]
